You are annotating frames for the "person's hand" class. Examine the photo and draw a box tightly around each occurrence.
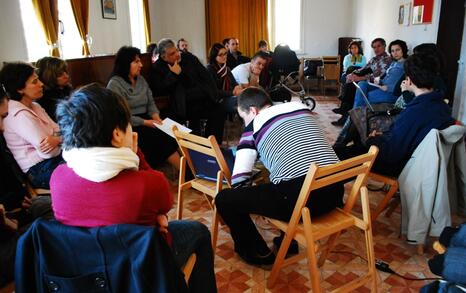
[168,60,182,75]
[233,85,243,97]
[400,80,409,92]
[346,73,355,83]
[151,113,163,125]
[131,132,138,153]
[39,135,61,153]
[379,85,388,91]
[373,76,381,85]
[249,73,260,86]
[143,119,159,128]
[368,130,382,137]
[156,214,169,233]
[22,196,33,209]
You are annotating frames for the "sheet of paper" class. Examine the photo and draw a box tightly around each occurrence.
[154,118,192,138]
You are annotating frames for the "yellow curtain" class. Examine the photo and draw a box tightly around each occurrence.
[70,0,90,56]
[32,0,60,57]
[205,0,269,58]
[142,0,151,46]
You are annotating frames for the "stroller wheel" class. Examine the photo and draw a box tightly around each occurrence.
[303,97,316,111]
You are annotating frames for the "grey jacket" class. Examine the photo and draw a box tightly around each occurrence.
[399,125,466,244]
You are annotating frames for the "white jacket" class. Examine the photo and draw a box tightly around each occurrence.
[399,125,466,244]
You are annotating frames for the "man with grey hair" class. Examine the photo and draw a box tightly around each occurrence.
[149,38,225,143]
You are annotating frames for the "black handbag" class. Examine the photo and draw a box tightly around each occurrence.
[349,103,401,144]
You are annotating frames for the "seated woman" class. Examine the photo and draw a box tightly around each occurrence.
[206,43,243,114]
[51,84,216,292]
[352,39,408,108]
[36,56,72,121]
[0,62,63,189]
[107,46,180,169]
[342,41,367,73]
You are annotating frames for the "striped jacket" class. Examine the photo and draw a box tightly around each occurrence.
[232,102,339,186]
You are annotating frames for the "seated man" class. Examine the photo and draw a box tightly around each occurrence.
[333,53,455,177]
[226,38,250,70]
[215,87,344,266]
[231,51,268,88]
[177,38,189,53]
[150,38,225,143]
[332,38,392,125]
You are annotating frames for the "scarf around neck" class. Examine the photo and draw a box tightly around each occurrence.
[216,63,231,91]
[62,147,140,182]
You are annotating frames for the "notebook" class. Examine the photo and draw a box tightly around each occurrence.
[188,148,260,183]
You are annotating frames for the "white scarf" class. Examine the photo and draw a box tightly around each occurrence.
[62,147,140,182]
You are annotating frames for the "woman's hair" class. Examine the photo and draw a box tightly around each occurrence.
[237,87,272,114]
[36,56,68,89]
[404,54,439,89]
[56,83,131,150]
[389,39,409,59]
[0,62,36,101]
[0,84,8,104]
[348,41,363,55]
[208,43,226,65]
[110,46,141,84]
[147,43,158,55]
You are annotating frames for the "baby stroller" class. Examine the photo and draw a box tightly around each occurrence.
[269,71,316,111]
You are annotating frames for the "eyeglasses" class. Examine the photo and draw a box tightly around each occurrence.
[217,52,227,57]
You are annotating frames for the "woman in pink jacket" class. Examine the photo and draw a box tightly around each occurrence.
[0,62,63,189]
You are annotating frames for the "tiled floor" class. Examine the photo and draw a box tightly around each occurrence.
[165,95,464,292]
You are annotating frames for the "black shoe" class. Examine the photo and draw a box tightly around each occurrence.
[238,250,276,267]
[331,115,347,126]
[273,235,299,256]
[332,107,344,114]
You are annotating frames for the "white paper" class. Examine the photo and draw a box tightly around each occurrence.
[154,118,192,138]
[367,82,384,89]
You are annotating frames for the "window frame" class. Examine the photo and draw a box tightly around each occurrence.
[268,0,304,54]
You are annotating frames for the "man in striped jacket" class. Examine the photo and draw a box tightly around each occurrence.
[215,87,344,267]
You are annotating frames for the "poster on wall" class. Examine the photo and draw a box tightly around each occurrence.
[102,0,117,20]
[412,0,434,24]
[398,2,411,26]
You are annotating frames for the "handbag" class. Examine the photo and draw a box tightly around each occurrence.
[349,103,400,144]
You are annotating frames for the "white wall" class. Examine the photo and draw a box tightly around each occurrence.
[0,2,29,64]
[150,0,207,64]
[301,0,354,57]
[88,0,132,55]
[351,0,442,59]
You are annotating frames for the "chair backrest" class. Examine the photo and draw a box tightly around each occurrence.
[287,146,378,229]
[321,56,341,81]
[172,126,232,185]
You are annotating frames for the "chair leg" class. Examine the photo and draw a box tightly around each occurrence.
[361,188,378,292]
[211,205,219,251]
[371,181,398,221]
[385,196,400,217]
[317,231,341,267]
[176,157,186,220]
[267,227,296,288]
[302,208,322,293]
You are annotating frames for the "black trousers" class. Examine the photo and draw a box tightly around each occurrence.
[215,176,344,256]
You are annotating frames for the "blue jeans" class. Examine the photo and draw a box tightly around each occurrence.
[26,155,64,189]
[353,81,398,108]
[169,220,217,293]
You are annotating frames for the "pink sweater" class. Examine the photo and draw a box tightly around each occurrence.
[3,100,61,172]
[50,151,174,228]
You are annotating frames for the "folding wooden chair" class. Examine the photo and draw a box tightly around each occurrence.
[172,126,231,249]
[321,56,341,96]
[181,253,197,284]
[266,146,379,292]
[368,172,399,221]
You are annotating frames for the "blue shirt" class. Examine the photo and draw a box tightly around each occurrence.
[381,60,405,93]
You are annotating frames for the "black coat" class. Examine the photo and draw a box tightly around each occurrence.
[150,52,218,120]
[226,51,250,70]
[205,64,238,99]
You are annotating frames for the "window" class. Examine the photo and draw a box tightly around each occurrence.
[19,0,84,61]
[129,0,147,52]
[268,0,303,52]
[19,0,48,62]
[57,0,84,59]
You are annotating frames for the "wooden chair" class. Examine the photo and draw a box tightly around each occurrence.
[172,125,231,249]
[181,253,197,284]
[266,146,379,292]
[321,56,341,96]
[368,172,399,221]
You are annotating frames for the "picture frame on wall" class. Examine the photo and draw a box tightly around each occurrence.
[399,2,411,26]
[101,0,117,20]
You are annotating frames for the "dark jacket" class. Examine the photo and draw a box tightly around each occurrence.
[15,219,188,293]
[226,51,250,70]
[206,64,238,99]
[150,52,218,120]
[37,86,72,122]
[368,90,454,176]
